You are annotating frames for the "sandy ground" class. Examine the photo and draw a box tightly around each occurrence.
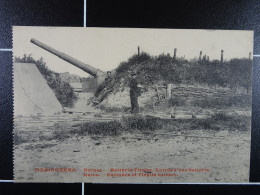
[14,92,251,183]
[64,93,99,113]
[14,114,250,183]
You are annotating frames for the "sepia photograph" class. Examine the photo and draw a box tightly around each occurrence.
[13,27,253,183]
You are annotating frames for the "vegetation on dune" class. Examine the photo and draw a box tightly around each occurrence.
[96,52,252,98]
[168,96,187,107]
[78,120,122,136]
[14,112,250,145]
[15,54,78,107]
[54,114,251,141]
[93,52,252,113]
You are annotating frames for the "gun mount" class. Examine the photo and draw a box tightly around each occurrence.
[30,38,107,85]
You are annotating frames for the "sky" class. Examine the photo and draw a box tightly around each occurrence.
[13,27,253,77]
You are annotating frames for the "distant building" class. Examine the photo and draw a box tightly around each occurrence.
[60,72,81,83]
[69,82,83,93]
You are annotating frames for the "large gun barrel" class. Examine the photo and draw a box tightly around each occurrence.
[30,38,104,77]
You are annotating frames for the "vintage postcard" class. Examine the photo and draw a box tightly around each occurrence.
[13,27,253,183]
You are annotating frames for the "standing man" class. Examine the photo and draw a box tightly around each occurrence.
[129,71,141,113]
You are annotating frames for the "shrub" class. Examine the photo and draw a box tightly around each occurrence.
[192,120,211,130]
[116,53,152,74]
[78,120,123,136]
[211,112,231,121]
[121,115,163,131]
[168,97,186,107]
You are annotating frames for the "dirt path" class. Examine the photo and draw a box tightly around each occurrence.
[14,127,250,183]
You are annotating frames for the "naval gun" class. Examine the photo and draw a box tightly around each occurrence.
[30,38,109,85]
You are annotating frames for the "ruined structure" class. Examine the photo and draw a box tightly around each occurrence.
[14,63,63,115]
